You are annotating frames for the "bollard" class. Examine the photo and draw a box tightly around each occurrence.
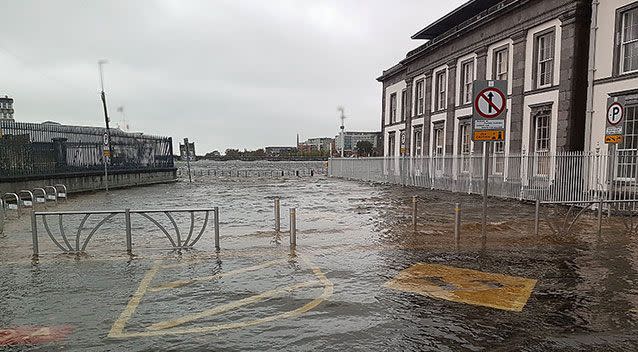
[454,203,461,250]
[597,199,603,235]
[534,199,540,237]
[125,208,132,253]
[214,207,220,250]
[412,196,418,231]
[290,208,297,247]
[311,170,314,177]
[274,197,281,233]
[31,211,39,257]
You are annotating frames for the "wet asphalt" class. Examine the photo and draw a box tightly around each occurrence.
[0,160,637,351]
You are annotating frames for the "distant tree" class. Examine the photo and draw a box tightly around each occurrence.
[225,149,241,157]
[356,141,374,156]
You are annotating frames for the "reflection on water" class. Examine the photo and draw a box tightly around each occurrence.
[0,161,637,351]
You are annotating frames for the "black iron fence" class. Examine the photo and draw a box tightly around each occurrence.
[0,121,174,179]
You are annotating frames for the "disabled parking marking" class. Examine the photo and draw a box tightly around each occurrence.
[384,263,537,312]
[108,256,333,338]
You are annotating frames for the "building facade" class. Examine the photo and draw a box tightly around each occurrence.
[0,96,14,121]
[299,137,334,153]
[336,131,381,156]
[378,0,591,163]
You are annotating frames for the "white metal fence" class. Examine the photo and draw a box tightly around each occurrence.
[328,151,638,204]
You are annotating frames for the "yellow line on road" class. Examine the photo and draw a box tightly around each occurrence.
[107,261,161,338]
[148,259,286,292]
[148,280,323,331]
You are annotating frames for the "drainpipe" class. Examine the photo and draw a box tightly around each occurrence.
[584,0,599,154]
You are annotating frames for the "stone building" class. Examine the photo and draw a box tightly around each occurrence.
[378,0,591,162]
[0,96,14,121]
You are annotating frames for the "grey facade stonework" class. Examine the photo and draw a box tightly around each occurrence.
[379,0,592,156]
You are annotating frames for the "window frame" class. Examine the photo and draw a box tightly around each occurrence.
[493,45,509,81]
[415,79,425,116]
[389,92,397,124]
[621,7,638,74]
[459,121,472,173]
[531,107,552,177]
[533,28,555,89]
[434,70,447,111]
[615,103,638,180]
[387,132,396,157]
[401,89,407,122]
[460,59,474,105]
[413,125,423,156]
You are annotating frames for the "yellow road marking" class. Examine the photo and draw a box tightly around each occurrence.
[148,280,322,331]
[108,255,333,338]
[385,263,536,312]
[149,259,286,292]
[108,261,162,338]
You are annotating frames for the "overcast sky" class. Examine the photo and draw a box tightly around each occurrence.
[1,0,464,153]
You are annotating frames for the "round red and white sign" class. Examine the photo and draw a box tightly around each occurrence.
[607,102,624,125]
[474,87,506,119]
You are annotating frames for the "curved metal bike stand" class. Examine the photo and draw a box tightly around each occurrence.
[19,190,34,209]
[33,188,47,206]
[54,184,67,201]
[44,186,58,203]
[2,193,20,218]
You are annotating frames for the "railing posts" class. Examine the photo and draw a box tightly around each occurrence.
[597,199,603,235]
[290,208,297,247]
[412,196,418,231]
[454,202,461,250]
[0,200,4,235]
[534,199,540,237]
[125,208,132,254]
[214,207,220,250]
[31,211,39,257]
[274,197,281,233]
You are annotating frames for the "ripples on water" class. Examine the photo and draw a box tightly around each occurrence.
[0,160,637,351]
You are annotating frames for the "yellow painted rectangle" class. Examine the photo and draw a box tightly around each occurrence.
[605,135,622,144]
[384,263,536,312]
[473,130,504,141]
[103,150,111,157]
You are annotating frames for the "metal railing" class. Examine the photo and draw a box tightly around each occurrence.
[31,207,220,257]
[329,151,638,204]
[0,120,174,179]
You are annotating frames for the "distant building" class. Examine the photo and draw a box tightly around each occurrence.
[179,141,196,161]
[336,131,381,156]
[0,96,14,121]
[299,137,334,153]
[265,146,297,156]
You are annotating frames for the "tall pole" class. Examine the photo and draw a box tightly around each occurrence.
[98,60,112,192]
[338,107,346,158]
[482,141,490,250]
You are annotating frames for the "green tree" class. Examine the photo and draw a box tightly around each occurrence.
[356,141,374,156]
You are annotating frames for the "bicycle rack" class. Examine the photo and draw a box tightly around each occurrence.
[54,185,67,201]
[2,193,20,218]
[33,188,47,205]
[44,186,58,203]
[19,190,34,209]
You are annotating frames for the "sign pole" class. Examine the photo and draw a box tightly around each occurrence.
[482,142,489,250]
[184,138,193,183]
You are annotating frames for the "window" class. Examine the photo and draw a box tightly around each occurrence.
[622,8,638,73]
[461,61,474,105]
[388,132,396,157]
[415,79,424,115]
[435,70,447,111]
[459,123,472,173]
[533,109,551,176]
[494,47,509,81]
[413,126,423,156]
[401,89,407,121]
[535,31,555,88]
[617,105,638,179]
[492,141,505,175]
[433,123,445,171]
[400,130,406,156]
[389,93,397,124]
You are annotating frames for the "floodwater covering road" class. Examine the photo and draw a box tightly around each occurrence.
[1,160,637,351]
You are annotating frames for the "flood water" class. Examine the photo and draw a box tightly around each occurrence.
[1,160,637,351]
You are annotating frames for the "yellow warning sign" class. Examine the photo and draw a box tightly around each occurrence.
[473,130,504,141]
[605,135,622,144]
[384,263,536,312]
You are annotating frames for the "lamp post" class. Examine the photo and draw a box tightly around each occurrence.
[98,59,112,192]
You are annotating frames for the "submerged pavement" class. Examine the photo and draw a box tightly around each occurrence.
[0,160,637,351]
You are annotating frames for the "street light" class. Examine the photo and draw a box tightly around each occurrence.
[98,59,112,191]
